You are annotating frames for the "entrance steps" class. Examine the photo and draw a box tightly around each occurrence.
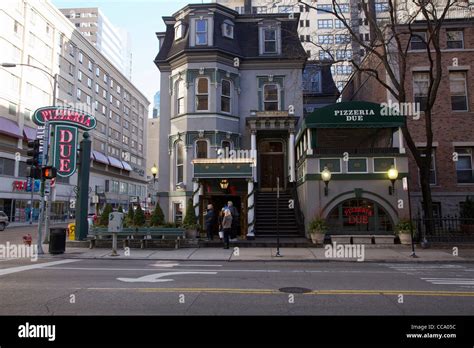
[254,191,302,238]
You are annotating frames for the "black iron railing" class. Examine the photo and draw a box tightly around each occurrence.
[415,216,474,243]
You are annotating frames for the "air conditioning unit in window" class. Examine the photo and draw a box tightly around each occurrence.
[306,107,314,113]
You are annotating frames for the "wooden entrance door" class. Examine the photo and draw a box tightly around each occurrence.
[260,153,284,189]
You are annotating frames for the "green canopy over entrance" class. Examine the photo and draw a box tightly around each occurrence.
[302,101,405,129]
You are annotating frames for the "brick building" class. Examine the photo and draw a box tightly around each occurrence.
[342,16,474,217]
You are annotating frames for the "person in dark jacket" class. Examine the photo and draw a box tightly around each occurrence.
[222,209,233,249]
[204,204,215,241]
[227,201,239,239]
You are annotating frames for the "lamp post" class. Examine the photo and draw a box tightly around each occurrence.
[151,164,158,183]
[321,166,332,196]
[1,62,58,254]
[388,165,399,195]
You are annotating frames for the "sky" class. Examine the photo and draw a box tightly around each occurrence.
[52,0,195,115]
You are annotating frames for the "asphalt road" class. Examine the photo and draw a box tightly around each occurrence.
[0,257,473,315]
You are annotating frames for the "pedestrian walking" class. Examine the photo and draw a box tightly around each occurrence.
[218,207,225,239]
[204,204,215,241]
[227,201,239,240]
[222,209,233,249]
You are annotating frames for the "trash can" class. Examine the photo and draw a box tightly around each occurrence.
[49,228,66,254]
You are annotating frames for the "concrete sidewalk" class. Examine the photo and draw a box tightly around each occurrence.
[45,245,474,263]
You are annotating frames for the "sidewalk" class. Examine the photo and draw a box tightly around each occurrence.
[47,245,474,263]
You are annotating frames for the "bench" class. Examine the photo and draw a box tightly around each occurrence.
[88,227,186,250]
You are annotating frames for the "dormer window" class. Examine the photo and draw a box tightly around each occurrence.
[195,19,208,45]
[222,20,234,39]
[264,28,277,53]
[175,21,183,41]
[259,24,281,55]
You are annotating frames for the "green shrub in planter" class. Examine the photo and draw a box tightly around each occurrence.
[99,204,113,226]
[395,218,416,235]
[150,203,165,227]
[133,203,146,227]
[124,206,134,227]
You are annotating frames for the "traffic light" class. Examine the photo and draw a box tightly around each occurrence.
[26,139,40,166]
[26,139,41,179]
[26,166,41,179]
[42,166,57,180]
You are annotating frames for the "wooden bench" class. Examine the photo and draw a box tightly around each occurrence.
[88,227,186,249]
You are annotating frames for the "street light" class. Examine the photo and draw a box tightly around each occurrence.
[321,166,332,196]
[151,164,158,183]
[2,62,58,254]
[388,165,399,195]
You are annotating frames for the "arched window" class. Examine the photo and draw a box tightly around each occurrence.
[175,141,184,184]
[195,140,208,159]
[263,84,279,111]
[195,77,209,111]
[221,80,231,113]
[175,79,185,115]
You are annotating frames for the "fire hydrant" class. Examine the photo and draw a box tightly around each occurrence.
[23,234,32,246]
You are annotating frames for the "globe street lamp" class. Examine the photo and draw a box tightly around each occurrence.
[388,165,399,195]
[321,166,332,196]
[151,164,158,183]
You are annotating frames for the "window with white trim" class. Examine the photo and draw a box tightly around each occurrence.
[413,72,429,111]
[455,147,474,183]
[195,19,207,45]
[263,28,277,53]
[263,84,279,111]
[450,71,468,111]
[222,20,234,39]
[176,142,184,184]
[195,77,209,111]
[176,79,185,115]
[221,80,231,113]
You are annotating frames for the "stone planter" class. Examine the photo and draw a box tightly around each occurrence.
[310,232,325,245]
[185,228,198,239]
[398,233,412,245]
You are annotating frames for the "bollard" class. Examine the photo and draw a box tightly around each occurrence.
[111,232,118,256]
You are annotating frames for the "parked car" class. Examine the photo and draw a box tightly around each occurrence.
[0,211,10,231]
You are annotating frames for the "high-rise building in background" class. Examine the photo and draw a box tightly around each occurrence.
[0,0,149,221]
[59,7,132,80]
[215,0,384,91]
[152,91,160,118]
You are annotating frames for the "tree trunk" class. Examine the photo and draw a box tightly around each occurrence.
[419,165,435,241]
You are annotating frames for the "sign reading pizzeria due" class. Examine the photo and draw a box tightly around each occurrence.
[32,106,96,177]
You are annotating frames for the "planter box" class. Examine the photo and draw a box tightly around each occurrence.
[352,236,373,244]
[374,235,395,244]
[399,233,412,245]
[330,236,351,244]
[310,233,325,245]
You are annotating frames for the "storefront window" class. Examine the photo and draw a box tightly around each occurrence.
[326,198,393,234]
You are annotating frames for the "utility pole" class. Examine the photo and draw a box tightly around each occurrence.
[43,73,58,244]
[275,177,282,257]
[75,132,92,240]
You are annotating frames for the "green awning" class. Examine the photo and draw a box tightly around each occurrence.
[193,161,253,179]
[302,101,405,130]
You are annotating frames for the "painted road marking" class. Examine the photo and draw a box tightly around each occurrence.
[0,259,79,277]
[150,262,223,268]
[117,271,218,283]
[422,278,474,285]
[85,287,474,297]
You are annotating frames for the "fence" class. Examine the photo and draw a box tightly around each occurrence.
[415,216,474,243]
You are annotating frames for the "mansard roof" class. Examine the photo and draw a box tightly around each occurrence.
[154,3,307,67]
